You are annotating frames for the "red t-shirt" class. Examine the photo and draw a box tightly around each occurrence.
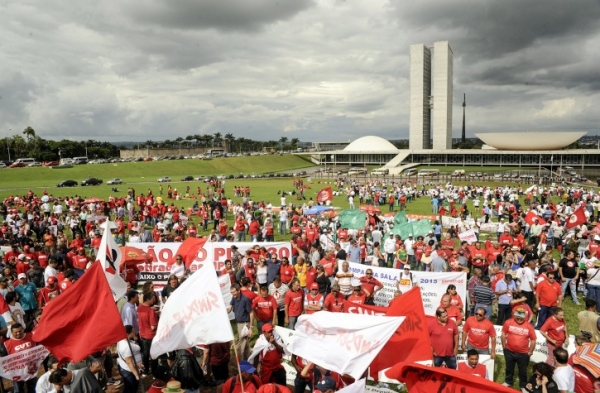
[346,293,366,305]
[457,362,487,379]
[502,318,536,353]
[324,293,344,312]
[73,255,89,270]
[279,265,295,285]
[535,279,562,307]
[427,319,458,356]
[241,288,258,303]
[252,295,277,322]
[319,258,336,277]
[359,277,382,297]
[138,304,159,340]
[462,316,495,350]
[303,293,323,315]
[284,290,304,317]
[540,316,567,346]
[60,279,73,291]
[4,333,35,354]
[305,268,317,289]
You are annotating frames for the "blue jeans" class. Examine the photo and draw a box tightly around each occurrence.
[561,278,578,303]
[118,365,139,393]
[536,305,553,329]
[433,355,457,369]
[586,284,600,312]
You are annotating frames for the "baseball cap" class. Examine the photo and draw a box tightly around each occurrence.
[18,273,26,279]
[315,377,336,392]
[403,266,410,270]
[47,276,57,285]
[17,254,25,261]
[514,308,527,318]
[310,283,319,290]
[261,323,274,333]
[239,360,256,374]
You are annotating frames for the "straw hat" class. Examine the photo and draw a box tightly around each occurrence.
[162,381,184,393]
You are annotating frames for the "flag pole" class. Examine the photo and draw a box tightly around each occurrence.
[232,342,246,393]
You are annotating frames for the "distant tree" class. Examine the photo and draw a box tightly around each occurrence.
[22,126,36,143]
[213,132,223,147]
[290,138,300,149]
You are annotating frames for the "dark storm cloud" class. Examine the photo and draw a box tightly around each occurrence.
[126,0,315,32]
[0,73,39,124]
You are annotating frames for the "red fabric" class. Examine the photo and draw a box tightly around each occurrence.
[252,295,277,321]
[32,263,127,363]
[463,316,495,350]
[428,318,458,356]
[540,316,567,346]
[524,211,546,226]
[566,207,587,229]
[502,318,536,353]
[4,333,35,354]
[138,304,158,340]
[168,237,207,267]
[345,287,434,381]
[0,293,9,314]
[316,188,333,203]
[385,362,515,393]
[457,362,487,379]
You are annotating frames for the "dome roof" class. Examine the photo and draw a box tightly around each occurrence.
[475,131,586,150]
[344,136,398,152]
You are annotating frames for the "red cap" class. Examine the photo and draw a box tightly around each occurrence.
[310,283,319,290]
[261,323,274,333]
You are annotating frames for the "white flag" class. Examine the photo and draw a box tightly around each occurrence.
[96,220,127,301]
[287,311,403,379]
[151,262,234,358]
[458,229,477,244]
[336,379,366,393]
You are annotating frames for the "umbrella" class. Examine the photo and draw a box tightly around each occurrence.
[304,205,332,215]
[120,246,153,267]
[84,197,104,204]
[359,205,381,214]
[572,342,600,378]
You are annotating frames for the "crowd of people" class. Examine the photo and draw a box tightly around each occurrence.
[0,180,599,392]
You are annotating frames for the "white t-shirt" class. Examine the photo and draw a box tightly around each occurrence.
[553,365,575,392]
[117,339,142,372]
[519,267,536,292]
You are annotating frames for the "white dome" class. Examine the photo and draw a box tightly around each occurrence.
[344,136,398,152]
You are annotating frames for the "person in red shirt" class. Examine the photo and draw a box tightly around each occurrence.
[457,350,489,379]
[540,307,568,366]
[138,291,159,374]
[240,277,258,303]
[249,218,261,242]
[304,283,324,314]
[235,216,247,242]
[253,285,278,329]
[72,248,89,276]
[305,264,317,290]
[428,307,459,369]
[60,269,75,291]
[501,309,536,390]
[319,251,337,279]
[359,269,383,305]
[440,233,455,259]
[324,284,344,312]
[461,307,496,357]
[498,229,514,246]
[4,323,37,392]
[253,323,286,385]
[218,218,228,241]
[279,258,295,286]
[69,233,84,250]
[535,271,562,329]
[222,361,262,393]
[439,294,463,326]
[145,366,172,393]
[38,276,61,307]
[347,285,367,305]
[284,280,304,330]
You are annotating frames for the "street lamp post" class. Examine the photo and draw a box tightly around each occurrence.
[6,129,11,162]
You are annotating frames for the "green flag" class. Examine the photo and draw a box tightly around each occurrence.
[391,221,413,239]
[394,211,408,226]
[338,210,367,230]
[412,219,433,238]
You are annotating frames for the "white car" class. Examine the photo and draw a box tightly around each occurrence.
[157,176,171,182]
[107,178,123,185]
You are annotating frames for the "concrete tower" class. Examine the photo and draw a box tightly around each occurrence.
[409,41,453,150]
[409,44,431,150]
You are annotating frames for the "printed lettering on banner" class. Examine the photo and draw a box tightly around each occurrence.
[458,229,478,244]
[0,346,49,381]
[347,262,467,316]
[132,242,291,289]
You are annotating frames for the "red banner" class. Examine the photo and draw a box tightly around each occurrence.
[565,207,587,229]
[524,211,545,226]
[317,187,333,203]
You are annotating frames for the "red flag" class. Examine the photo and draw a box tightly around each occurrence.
[167,237,208,267]
[565,207,587,229]
[385,362,515,393]
[0,294,9,314]
[32,263,127,363]
[345,288,434,380]
[524,211,546,226]
[316,187,333,203]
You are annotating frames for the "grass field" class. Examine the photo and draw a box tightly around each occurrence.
[0,155,587,387]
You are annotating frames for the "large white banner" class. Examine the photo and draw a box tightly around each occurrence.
[151,260,234,358]
[347,262,467,316]
[132,241,291,288]
[218,274,235,320]
[0,346,49,382]
[287,311,404,379]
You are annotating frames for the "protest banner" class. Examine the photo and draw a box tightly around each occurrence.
[347,262,467,316]
[0,346,49,381]
[458,229,478,244]
[218,274,235,320]
[132,241,291,288]
[151,259,233,358]
[287,311,404,379]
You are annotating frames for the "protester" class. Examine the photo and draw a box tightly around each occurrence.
[552,348,575,393]
[227,283,254,360]
[3,323,38,391]
[428,307,459,369]
[268,276,289,327]
[221,361,262,393]
[284,280,304,330]
[540,307,568,366]
[116,325,142,393]
[577,298,600,343]
[137,291,159,375]
[535,271,562,329]
[461,306,496,356]
[169,348,205,393]
[501,308,536,391]
[48,367,104,393]
[457,349,489,379]
[202,341,232,386]
[524,362,559,393]
[250,323,286,385]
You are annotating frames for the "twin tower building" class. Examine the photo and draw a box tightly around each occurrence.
[409,41,453,150]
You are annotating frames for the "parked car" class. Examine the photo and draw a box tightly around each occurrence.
[107,178,123,185]
[181,176,194,181]
[43,161,60,167]
[8,162,27,168]
[81,177,103,186]
[158,177,171,182]
[57,180,78,187]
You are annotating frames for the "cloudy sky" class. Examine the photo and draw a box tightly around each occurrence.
[2,0,600,143]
